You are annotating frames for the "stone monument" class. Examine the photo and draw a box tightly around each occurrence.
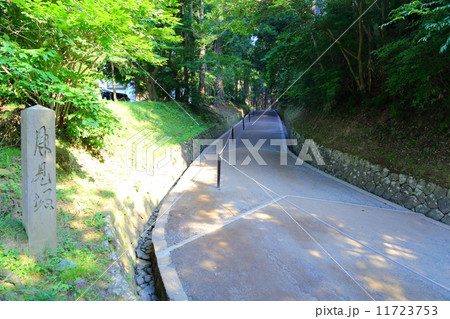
[21,105,57,254]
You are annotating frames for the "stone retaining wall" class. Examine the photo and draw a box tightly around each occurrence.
[101,114,241,298]
[284,121,450,225]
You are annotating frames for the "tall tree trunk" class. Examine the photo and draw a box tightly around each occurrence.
[146,81,158,101]
[381,0,387,43]
[182,4,190,101]
[111,62,117,101]
[146,67,160,101]
[297,6,368,94]
[262,87,266,109]
[363,21,374,93]
[198,0,207,99]
[215,39,225,100]
[357,0,366,94]
[184,66,190,101]
[310,31,325,72]
[199,46,207,98]
[243,79,251,107]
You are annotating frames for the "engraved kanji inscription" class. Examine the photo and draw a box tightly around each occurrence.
[33,188,54,212]
[34,126,51,157]
[31,162,51,186]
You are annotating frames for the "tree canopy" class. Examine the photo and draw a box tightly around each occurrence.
[1,0,448,149]
[1,0,181,148]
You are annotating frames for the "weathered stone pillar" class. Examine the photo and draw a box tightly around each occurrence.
[21,105,57,254]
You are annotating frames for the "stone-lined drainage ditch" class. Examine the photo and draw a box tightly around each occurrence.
[134,207,167,301]
[131,114,242,300]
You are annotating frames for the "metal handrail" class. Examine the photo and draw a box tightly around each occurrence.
[217,110,252,188]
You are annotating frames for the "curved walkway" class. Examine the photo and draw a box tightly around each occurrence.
[152,110,450,301]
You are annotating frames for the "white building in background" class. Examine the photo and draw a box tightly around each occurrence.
[98,80,136,102]
[312,0,326,15]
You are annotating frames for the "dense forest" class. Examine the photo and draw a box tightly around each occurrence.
[1,0,449,150]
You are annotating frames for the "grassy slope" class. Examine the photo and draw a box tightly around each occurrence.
[0,100,214,300]
[108,101,211,145]
[285,106,450,189]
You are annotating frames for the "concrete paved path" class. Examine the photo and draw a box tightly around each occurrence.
[153,110,450,301]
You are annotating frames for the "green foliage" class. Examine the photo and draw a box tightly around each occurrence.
[0,0,181,152]
[375,0,450,117]
[0,149,116,301]
[374,37,449,115]
[0,147,21,220]
[63,90,118,153]
[2,0,448,151]
[383,0,450,53]
[0,243,106,300]
[57,249,103,282]
[0,198,112,301]
[0,214,25,240]
[84,212,107,230]
[0,41,118,150]
[0,41,58,102]
[0,147,20,168]
[207,0,449,117]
